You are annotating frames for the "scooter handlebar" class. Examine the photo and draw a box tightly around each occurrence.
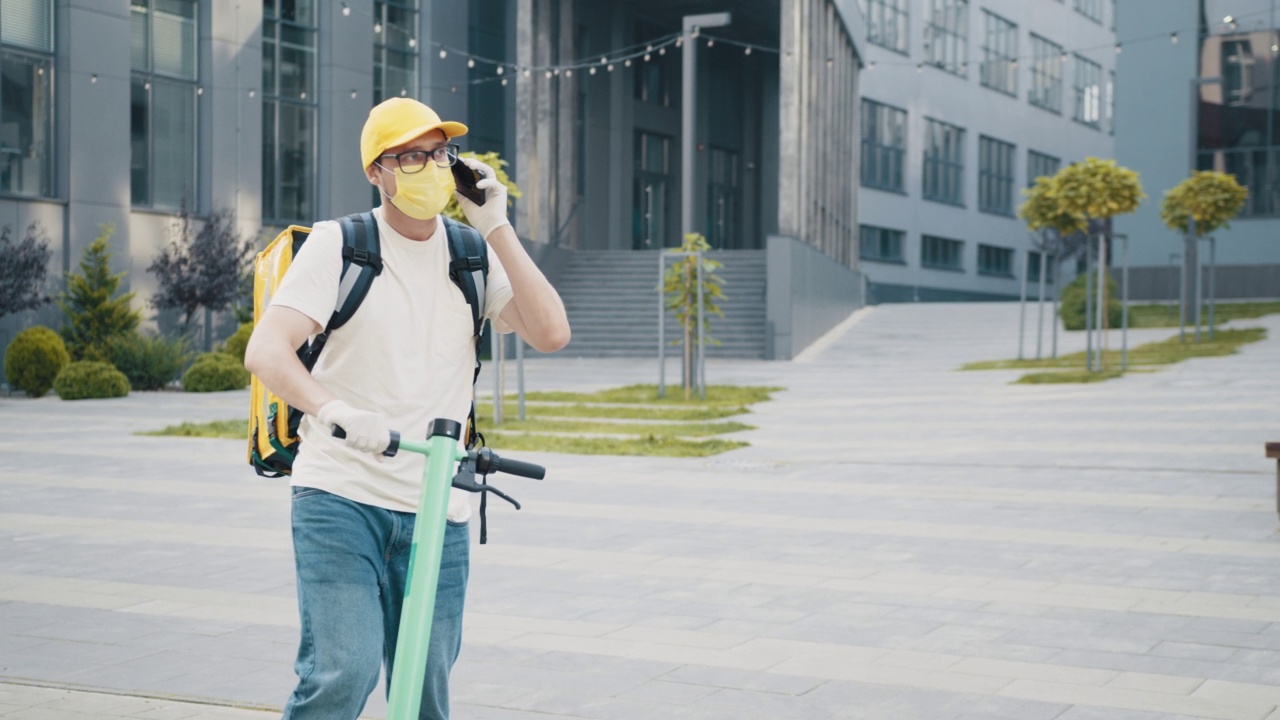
[331,426,401,457]
[473,447,546,480]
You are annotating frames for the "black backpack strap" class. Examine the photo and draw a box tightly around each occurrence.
[331,211,382,332]
[443,216,488,341]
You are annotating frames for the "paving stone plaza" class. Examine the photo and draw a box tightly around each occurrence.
[2,303,1280,719]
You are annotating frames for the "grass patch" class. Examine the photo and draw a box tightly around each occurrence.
[139,384,776,458]
[478,402,750,422]
[1014,369,1125,384]
[472,415,752,437]
[483,432,748,458]
[518,383,780,406]
[962,327,1267,383]
[1120,301,1280,329]
[137,419,243,438]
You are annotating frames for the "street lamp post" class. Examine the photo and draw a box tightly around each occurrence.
[681,12,732,243]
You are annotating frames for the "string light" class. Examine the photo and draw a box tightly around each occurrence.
[1114,43,1123,54]
[374,22,382,34]
[589,67,596,75]
[439,49,447,59]
[496,66,504,75]
[90,74,98,83]
[745,46,752,55]
[1170,32,1179,44]
[707,38,714,47]
[467,58,475,68]
[341,2,350,16]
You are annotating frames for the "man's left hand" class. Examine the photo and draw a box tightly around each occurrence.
[456,157,511,240]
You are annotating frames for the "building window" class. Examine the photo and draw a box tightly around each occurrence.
[1072,54,1102,128]
[977,244,1013,277]
[1029,34,1063,113]
[1074,0,1102,23]
[130,0,198,210]
[0,0,54,197]
[374,0,418,104]
[263,0,317,223]
[864,0,909,54]
[860,99,907,193]
[634,20,673,105]
[923,118,964,206]
[633,131,671,249]
[921,234,963,271]
[859,225,905,263]
[980,10,1017,96]
[924,0,968,76]
[978,135,1015,216]
[1027,150,1060,187]
[1028,251,1056,284]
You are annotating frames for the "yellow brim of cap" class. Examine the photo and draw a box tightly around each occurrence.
[383,121,469,152]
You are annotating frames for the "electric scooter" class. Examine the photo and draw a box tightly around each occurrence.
[336,418,544,719]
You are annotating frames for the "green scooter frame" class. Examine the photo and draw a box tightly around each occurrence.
[337,418,544,719]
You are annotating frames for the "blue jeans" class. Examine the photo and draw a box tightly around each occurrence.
[282,487,469,720]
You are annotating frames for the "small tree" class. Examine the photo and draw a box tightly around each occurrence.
[663,233,724,400]
[0,222,53,320]
[58,225,142,362]
[442,151,522,225]
[1160,170,1247,237]
[149,205,255,343]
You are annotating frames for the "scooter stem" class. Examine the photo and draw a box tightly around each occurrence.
[385,419,468,720]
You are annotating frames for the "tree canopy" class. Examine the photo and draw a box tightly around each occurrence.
[1160,170,1248,237]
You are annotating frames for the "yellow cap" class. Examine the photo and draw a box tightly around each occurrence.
[360,98,468,169]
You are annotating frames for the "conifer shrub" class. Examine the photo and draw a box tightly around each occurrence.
[58,226,141,361]
[182,352,250,392]
[221,322,253,364]
[107,332,191,391]
[53,360,131,400]
[4,326,70,397]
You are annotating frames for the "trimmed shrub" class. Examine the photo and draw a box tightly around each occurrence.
[5,326,70,397]
[182,351,250,392]
[53,360,130,400]
[221,322,253,364]
[107,332,191,391]
[1060,271,1122,331]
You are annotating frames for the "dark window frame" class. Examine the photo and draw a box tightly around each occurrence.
[861,98,908,193]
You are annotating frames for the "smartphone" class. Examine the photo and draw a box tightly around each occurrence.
[451,162,487,206]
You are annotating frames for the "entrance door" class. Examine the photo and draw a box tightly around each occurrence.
[706,147,739,248]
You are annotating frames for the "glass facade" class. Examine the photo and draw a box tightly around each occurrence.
[0,0,53,197]
[467,0,506,156]
[263,0,317,223]
[1195,18,1280,217]
[130,0,198,209]
[632,131,670,249]
[374,0,418,104]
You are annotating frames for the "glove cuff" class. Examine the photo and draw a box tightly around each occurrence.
[316,399,350,427]
[476,215,511,241]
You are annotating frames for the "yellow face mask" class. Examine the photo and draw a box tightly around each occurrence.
[383,164,455,219]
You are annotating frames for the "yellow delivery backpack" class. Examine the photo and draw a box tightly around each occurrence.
[247,212,490,477]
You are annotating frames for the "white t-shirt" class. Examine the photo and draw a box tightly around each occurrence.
[269,207,513,521]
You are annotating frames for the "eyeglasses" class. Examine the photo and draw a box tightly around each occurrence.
[377,144,459,173]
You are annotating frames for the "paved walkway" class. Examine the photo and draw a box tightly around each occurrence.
[2,303,1280,719]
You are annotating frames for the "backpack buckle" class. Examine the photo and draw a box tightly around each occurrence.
[453,254,485,272]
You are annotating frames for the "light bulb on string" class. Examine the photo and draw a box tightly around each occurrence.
[707,38,714,47]
[374,22,382,34]
[501,78,508,86]
[1170,32,1179,44]
[341,2,350,16]
[625,59,631,67]
[524,68,531,77]
[659,47,665,55]
[565,69,572,77]
[745,46,752,55]
[590,66,596,74]
[675,36,683,47]
[439,49,447,59]
[607,63,614,72]
[467,58,475,68]
[401,88,408,96]
[350,89,357,99]
[90,73,98,84]
[554,68,560,75]
[496,66,504,75]
[545,70,552,78]
[1114,43,1122,54]
[408,38,416,48]
[196,86,203,96]
[644,53,651,61]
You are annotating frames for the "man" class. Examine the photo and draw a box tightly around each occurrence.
[245,98,570,719]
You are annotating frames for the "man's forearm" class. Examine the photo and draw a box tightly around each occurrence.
[485,225,571,352]
[245,335,336,417]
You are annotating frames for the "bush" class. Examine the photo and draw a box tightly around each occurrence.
[182,351,250,392]
[1060,271,1122,331]
[53,360,130,400]
[107,332,191,391]
[221,322,253,364]
[4,326,70,397]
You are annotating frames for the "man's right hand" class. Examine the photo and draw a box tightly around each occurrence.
[318,400,392,453]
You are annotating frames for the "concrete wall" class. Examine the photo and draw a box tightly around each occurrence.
[766,233,865,360]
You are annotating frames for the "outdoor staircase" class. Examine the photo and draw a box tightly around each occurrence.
[547,249,768,359]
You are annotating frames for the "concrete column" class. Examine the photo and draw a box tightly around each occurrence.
[514,0,536,238]
[777,0,802,239]
[317,0,374,219]
[205,1,263,235]
[58,0,131,277]
[554,0,576,248]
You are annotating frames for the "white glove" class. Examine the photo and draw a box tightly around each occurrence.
[456,157,511,240]
[317,400,392,454]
